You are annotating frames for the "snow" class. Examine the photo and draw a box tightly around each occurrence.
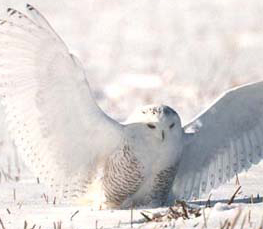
[0,0,263,228]
[1,150,263,228]
[1,180,263,229]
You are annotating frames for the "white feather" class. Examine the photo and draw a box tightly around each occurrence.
[0,6,124,199]
[171,82,263,200]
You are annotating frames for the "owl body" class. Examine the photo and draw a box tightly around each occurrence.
[101,121,183,208]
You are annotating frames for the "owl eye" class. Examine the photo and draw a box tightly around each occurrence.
[169,123,175,129]
[147,123,156,129]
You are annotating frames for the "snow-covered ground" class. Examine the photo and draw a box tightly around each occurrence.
[1,169,263,228]
[1,0,263,228]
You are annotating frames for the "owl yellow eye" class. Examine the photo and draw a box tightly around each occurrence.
[147,123,156,129]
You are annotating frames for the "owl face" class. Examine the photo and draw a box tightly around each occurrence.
[127,104,182,142]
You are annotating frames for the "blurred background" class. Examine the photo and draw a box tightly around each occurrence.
[0,0,263,183]
[1,0,263,124]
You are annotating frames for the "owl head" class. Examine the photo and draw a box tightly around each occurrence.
[126,104,182,142]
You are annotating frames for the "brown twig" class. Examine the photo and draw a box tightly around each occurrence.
[177,200,189,219]
[248,209,251,227]
[202,208,207,228]
[228,186,241,205]
[250,194,254,204]
[258,216,263,229]
[53,197,56,205]
[18,201,23,209]
[182,203,189,219]
[169,206,176,214]
[130,203,133,228]
[220,219,229,229]
[24,220,28,229]
[230,208,242,229]
[235,173,240,186]
[13,189,16,202]
[205,194,212,208]
[240,213,247,229]
[70,210,79,221]
[53,221,62,229]
[42,193,48,204]
[0,218,6,229]
[140,212,152,222]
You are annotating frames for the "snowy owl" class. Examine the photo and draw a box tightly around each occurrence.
[0,5,263,208]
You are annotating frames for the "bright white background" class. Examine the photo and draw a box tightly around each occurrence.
[0,0,263,228]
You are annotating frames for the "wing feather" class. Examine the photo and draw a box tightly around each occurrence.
[171,82,263,200]
[25,4,64,43]
[0,6,123,199]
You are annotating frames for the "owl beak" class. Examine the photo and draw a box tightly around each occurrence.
[161,130,165,141]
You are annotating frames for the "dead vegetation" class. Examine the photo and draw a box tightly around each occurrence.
[140,200,201,223]
[228,186,242,205]
[0,175,261,229]
[139,186,243,224]
[136,185,263,229]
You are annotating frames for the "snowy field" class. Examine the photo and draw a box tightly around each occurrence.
[1,0,263,228]
[0,165,263,228]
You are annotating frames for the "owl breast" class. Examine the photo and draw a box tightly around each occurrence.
[102,142,177,208]
[103,144,144,208]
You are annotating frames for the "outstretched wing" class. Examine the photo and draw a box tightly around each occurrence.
[0,5,123,199]
[171,82,263,200]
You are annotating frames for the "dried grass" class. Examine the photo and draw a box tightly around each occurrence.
[140,201,201,223]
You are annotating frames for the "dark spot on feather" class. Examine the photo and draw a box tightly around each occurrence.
[26,4,34,11]
[169,123,175,129]
[162,130,165,141]
[147,123,156,129]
